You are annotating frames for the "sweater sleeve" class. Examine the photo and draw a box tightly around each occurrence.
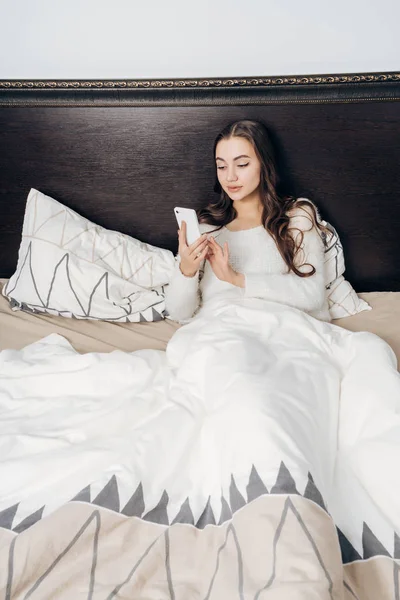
[164,222,218,323]
[241,204,326,313]
[164,254,201,322]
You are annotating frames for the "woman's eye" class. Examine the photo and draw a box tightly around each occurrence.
[216,163,249,169]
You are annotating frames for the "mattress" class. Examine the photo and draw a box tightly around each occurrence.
[0,279,399,368]
[334,291,400,369]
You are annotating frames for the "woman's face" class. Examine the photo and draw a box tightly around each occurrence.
[215,136,262,202]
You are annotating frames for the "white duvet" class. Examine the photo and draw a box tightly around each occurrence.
[0,296,399,557]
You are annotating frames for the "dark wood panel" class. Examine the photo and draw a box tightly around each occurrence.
[0,97,399,291]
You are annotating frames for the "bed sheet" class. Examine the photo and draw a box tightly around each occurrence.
[0,278,399,368]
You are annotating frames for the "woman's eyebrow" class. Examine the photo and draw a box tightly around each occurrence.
[215,154,251,162]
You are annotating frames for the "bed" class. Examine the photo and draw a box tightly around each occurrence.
[0,73,399,599]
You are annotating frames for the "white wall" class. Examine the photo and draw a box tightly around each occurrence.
[0,0,398,79]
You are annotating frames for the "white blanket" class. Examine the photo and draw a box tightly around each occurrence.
[0,297,399,559]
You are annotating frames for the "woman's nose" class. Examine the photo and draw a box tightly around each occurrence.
[226,168,238,182]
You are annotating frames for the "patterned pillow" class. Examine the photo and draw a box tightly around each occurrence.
[2,189,175,322]
[319,219,371,319]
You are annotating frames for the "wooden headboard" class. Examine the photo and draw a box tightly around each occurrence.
[0,73,399,291]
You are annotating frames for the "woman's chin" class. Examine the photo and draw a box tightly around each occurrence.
[226,190,244,200]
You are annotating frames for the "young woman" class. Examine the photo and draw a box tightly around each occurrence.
[165,119,331,324]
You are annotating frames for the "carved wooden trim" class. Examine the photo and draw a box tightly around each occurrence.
[1,72,400,89]
[1,72,400,107]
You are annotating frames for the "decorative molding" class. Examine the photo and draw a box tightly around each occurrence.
[1,72,400,89]
[1,72,399,107]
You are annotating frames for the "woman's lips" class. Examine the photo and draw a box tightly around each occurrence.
[227,186,242,191]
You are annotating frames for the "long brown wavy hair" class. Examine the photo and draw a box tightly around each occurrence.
[197,119,326,277]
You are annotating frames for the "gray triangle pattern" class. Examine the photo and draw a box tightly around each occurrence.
[336,527,362,564]
[0,503,19,530]
[151,307,163,322]
[3,461,398,564]
[172,497,194,525]
[122,482,145,518]
[270,462,299,495]
[362,523,391,559]
[196,496,216,529]
[92,475,120,512]
[21,302,38,314]
[229,475,246,513]
[13,506,45,534]
[246,464,268,503]
[71,485,91,503]
[395,533,400,559]
[142,491,169,525]
[9,297,19,309]
[303,472,326,511]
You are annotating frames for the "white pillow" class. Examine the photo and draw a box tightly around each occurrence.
[326,275,371,319]
[320,218,371,319]
[3,189,175,322]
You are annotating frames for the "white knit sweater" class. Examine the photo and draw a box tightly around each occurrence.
[165,205,331,324]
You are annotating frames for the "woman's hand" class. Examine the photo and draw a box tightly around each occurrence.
[207,236,244,286]
[178,220,209,277]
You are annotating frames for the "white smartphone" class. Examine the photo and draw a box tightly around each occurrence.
[174,207,202,245]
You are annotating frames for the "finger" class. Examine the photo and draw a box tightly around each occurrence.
[209,237,221,251]
[178,221,188,247]
[190,238,208,256]
[189,233,208,253]
[223,241,229,258]
[195,245,209,261]
[194,235,209,249]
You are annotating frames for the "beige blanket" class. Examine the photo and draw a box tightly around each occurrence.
[0,494,398,599]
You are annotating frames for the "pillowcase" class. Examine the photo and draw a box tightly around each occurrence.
[3,189,175,322]
[319,217,371,319]
[4,189,370,323]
